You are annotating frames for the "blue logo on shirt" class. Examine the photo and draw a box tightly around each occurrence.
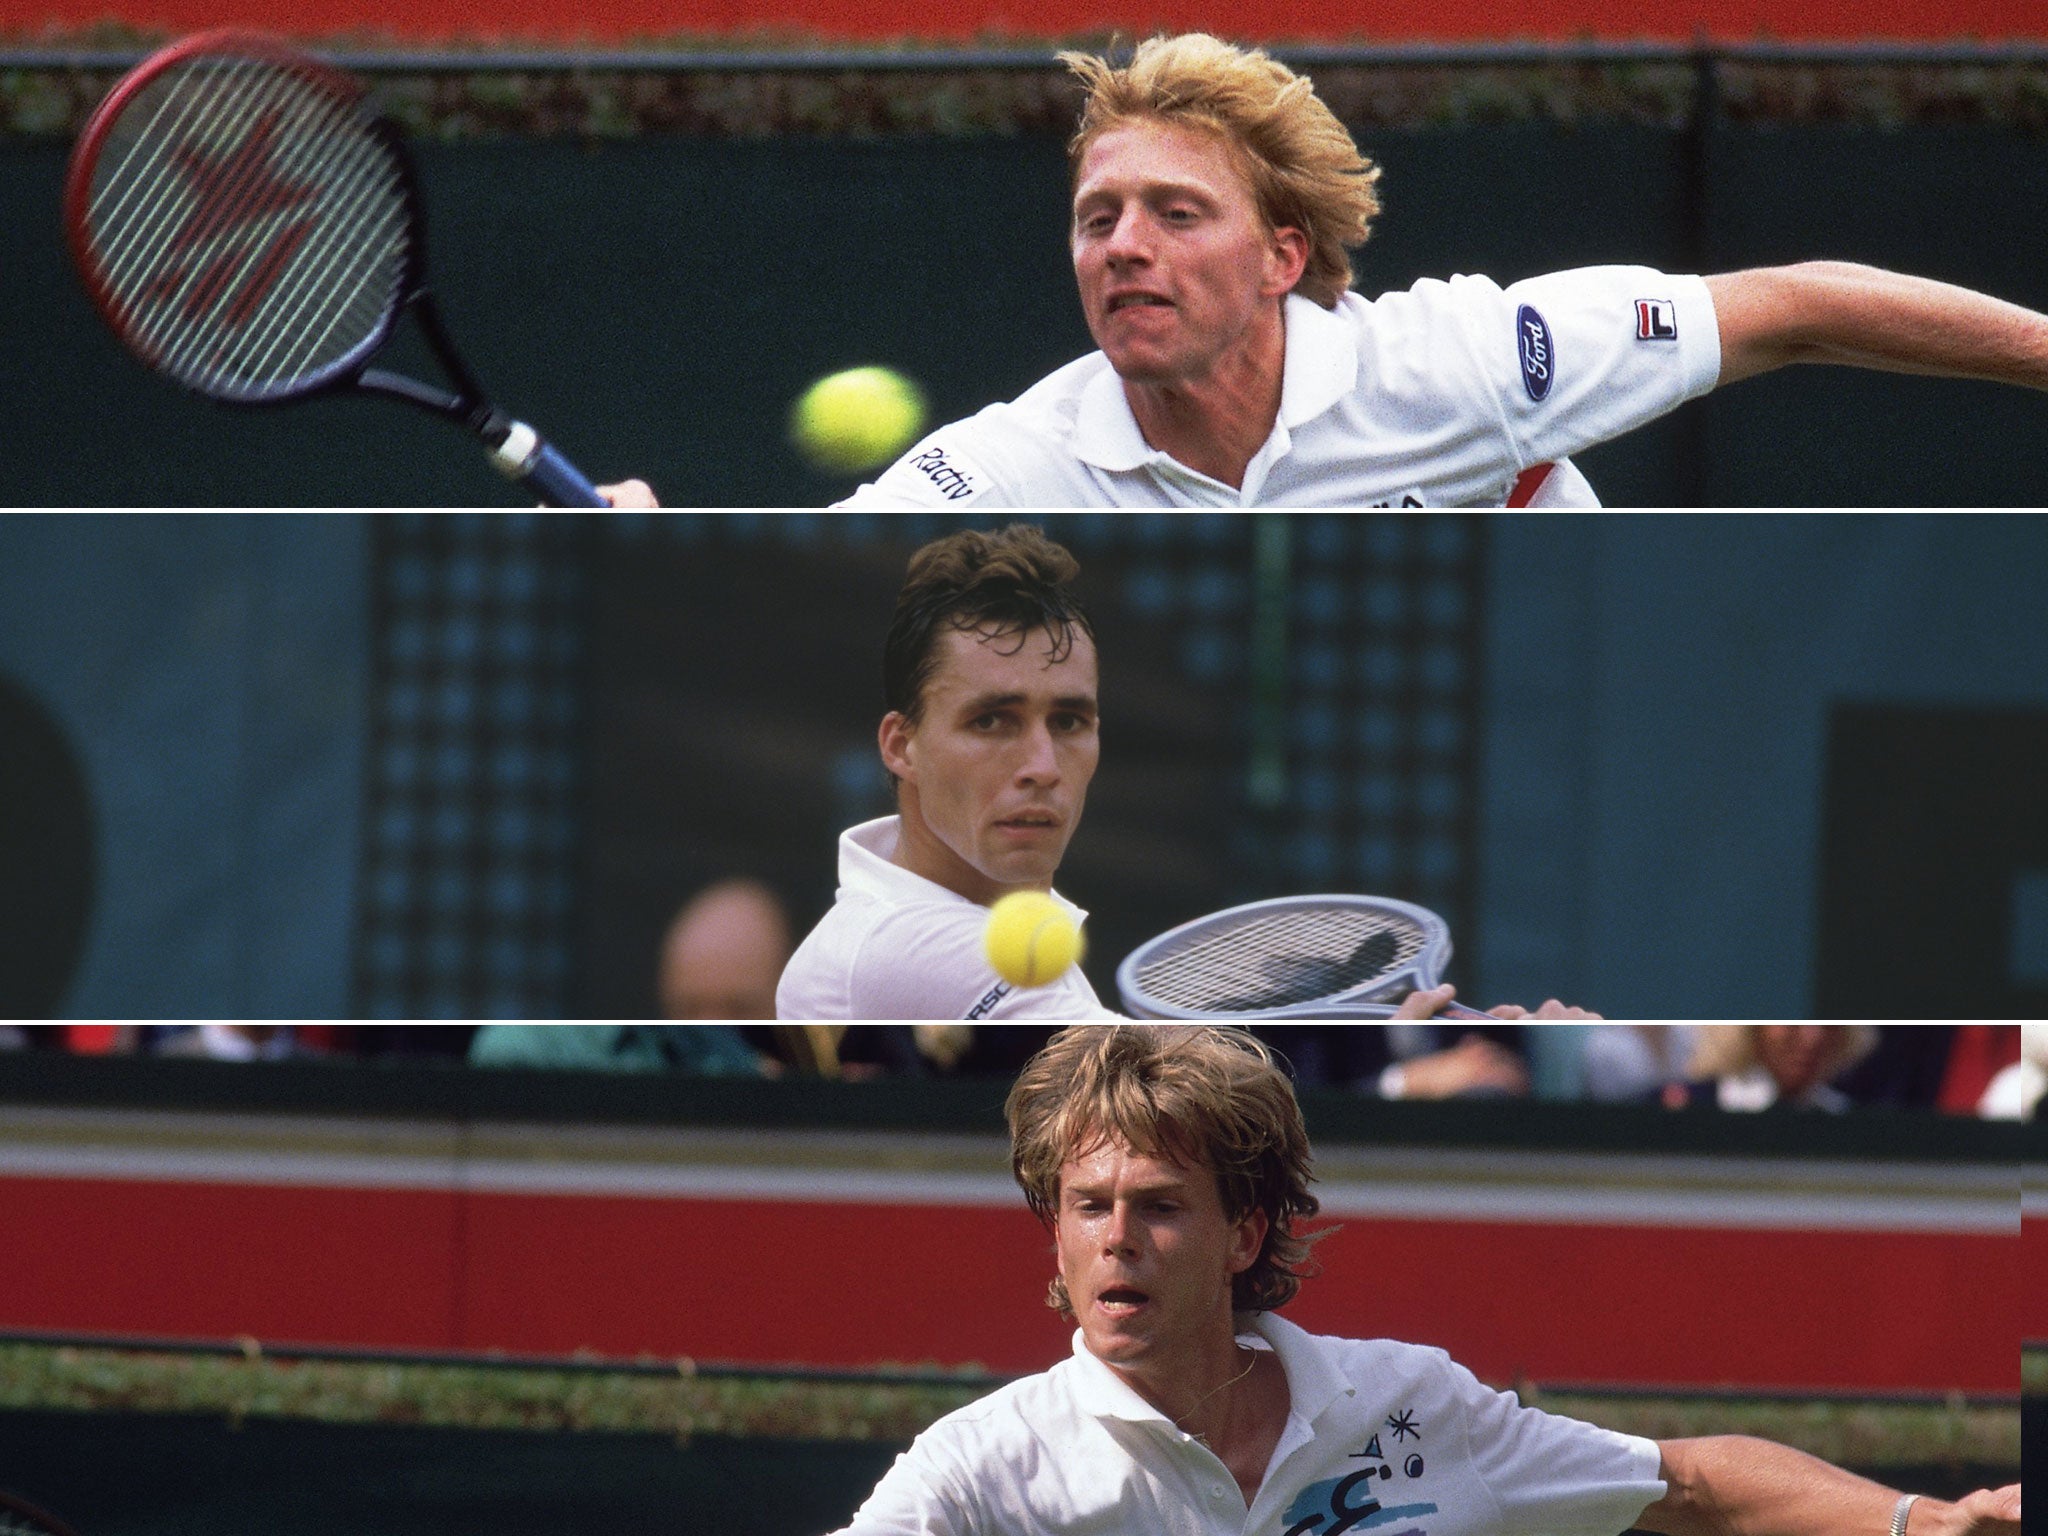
[1280,1474,1438,1536]
[1516,305,1554,402]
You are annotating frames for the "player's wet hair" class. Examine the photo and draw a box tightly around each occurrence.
[1061,33,1382,310]
[1007,1025,1323,1316]
[883,523,1095,727]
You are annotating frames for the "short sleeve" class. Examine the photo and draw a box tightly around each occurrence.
[830,1443,976,1536]
[1451,266,1720,469]
[1446,1358,1666,1536]
[837,420,1015,507]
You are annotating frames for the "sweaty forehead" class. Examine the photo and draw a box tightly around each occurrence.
[924,622,1098,695]
[1060,1121,1205,1179]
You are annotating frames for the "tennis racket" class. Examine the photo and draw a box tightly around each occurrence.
[0,1492,81,1536]
[1117,894,1490,1019]
[65,29,606,506]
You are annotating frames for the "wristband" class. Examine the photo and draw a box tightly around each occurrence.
[1890,1494,1920,1536]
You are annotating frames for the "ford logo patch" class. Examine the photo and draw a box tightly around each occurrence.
[1516,305,1554,402]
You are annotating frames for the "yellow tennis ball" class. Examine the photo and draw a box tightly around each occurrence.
[790,366,927,474]
[984,891,1084,990]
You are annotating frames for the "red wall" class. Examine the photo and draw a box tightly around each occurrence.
[0,0,2040,43]
[2025,1210,2046,1341]
[4,1173,2017,1393]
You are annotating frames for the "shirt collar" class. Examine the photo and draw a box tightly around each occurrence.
[1069,293,1359,473]
[1250,1310,1354,1425]
[838,816,979,908]
[1276,292,1360,428]
[1071,364,1156,472]
[1062,1311,1352,1429]
[838,816,1089,923]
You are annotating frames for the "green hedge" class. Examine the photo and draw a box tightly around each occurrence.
[0,1341,2021,1471]
[3,48,2045,139]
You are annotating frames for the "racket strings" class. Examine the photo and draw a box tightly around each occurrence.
[133,67,334,378]
[91,56,265,333]
[171,70,400,389]
[213,99,402,388]
[83,50,408,397]
[98,59,308,351]
[1133,907,1430,1011]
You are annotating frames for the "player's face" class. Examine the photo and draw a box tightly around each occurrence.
[1054,1136,1266,1373]
[882,623,1100,903]
[1070,118,1303,385]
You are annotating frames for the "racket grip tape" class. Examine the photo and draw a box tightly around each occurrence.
[490,419,609,506]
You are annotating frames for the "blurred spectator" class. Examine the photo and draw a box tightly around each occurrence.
[910,1023,974,1073]
[659,878,792,1020]
[1580,1025,1699,1103]
[61,1025,138,1052]
[739,1023,1043,1079]
[350,1026,477,1058]
[1931,1025,2023,1115]
[900,1024,1058,1077]
[1974,1024,2043,1121]
[1258,1024,1528,1099]
[745,1023,930,1078]
[1831,1026,1959,1111]
[152,1024,305,1060]
[0,1026,113,1050]
[469,1024,771,1074]
[1671,1024,1876,1112]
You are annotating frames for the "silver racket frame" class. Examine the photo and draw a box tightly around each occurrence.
[1116,893,1454,1020]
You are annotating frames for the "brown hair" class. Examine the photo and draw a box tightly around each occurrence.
[882,524,1093,725]
[1061,33,1382,309]
[1005,1024,1321,1314]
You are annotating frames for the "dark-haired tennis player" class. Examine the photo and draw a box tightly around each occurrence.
[773,524,1591,1022]
[604,34,2046,509]
[827,1025,2020,1536]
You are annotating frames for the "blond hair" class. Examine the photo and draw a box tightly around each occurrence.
[1060,34,1382,309]
[1005,1024,1321,1315]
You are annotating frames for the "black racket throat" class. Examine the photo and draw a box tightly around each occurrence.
[357,289,505,440]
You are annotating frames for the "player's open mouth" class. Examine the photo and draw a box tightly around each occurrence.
[996,813,1060,833]
[1107,293,1172,312]
[1098,1287,1150,1314]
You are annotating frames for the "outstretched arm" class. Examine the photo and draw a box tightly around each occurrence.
[1636,1436,2020,1536]
[1706,262,2048,390]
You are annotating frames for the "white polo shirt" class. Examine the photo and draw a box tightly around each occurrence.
[833,1311,1665,1536]
[840,267,1719,507]
[776,816,1116,1020]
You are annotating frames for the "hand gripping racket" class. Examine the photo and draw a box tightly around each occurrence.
[1117,894,1490,1019]
[65,30,606,506]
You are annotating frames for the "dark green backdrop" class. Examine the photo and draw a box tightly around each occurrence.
[0,1406,2016,1536]
[4,122,2044,506]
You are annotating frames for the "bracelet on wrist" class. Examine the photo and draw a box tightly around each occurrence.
[1890,1493,1920,1536]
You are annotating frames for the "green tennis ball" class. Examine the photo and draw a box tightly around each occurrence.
[984,890,1084,989]
[790,366,927,474]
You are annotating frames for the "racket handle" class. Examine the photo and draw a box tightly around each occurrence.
[1436,1000,1494,1019]
[490,420,609,506]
